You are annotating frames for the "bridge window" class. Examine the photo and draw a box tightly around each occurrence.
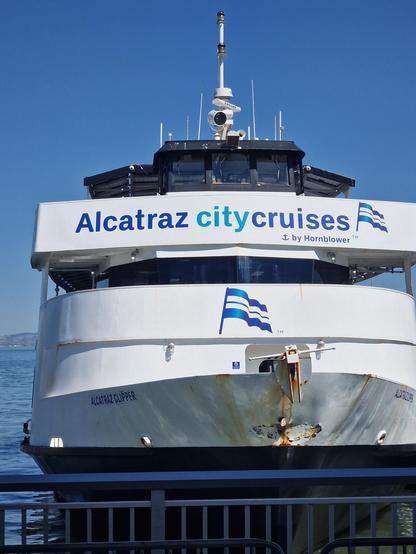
[171,155,205,189]
[163,152,299,192]
[256,154,289,187]
[212,153,251,185]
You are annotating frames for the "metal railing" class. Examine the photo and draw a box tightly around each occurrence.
[1,468,416,553]
[321,536,416,553]
[0,538,285,553]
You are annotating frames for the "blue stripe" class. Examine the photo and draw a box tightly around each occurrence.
[370,221,388,232]
[222,308,272,333]
[358,202,386,221]
[226,300,270,320]
[358,214,374,224]
[371,208,384,219]
[226,288,268,312]
[359,207,386,221]
[358,202,373,212]
[357,214,387,232]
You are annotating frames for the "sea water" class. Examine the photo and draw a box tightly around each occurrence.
[0,349,37,476]
[0,349,59,544]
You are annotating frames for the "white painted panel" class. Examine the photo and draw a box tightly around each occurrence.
[32,193,416,263]
[46,342,245,396]
[40,284,416,346]
[39,339,416,396]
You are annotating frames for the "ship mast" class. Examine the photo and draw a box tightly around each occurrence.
[208,11,241,140]
[217,10,225,93]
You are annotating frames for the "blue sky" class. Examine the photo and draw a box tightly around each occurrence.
[1,0,416,334]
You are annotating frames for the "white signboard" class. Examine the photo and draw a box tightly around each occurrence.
[32,192,416,259]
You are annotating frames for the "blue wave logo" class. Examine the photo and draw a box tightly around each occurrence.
[219,288,272,335]
[356,202,388,232]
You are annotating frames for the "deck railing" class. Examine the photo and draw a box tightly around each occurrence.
[1,468,416,553]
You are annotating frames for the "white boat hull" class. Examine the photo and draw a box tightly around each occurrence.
[27,371,416,450]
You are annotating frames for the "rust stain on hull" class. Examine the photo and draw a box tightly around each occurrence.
[181,371,408,449]
[253,421,322,446]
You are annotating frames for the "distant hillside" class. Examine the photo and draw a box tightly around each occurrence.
[0,333,37,348]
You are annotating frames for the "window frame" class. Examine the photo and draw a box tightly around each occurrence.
[254,153,290,190]
[162,151,302,193]
[168,154,209,192]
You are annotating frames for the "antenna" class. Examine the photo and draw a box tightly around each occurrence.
[274,114,277,141]
[160,122,163,147]
[208,11,241,140]
[217,11,225,90]
[197,93,203,139]
[251,80,257,140]
[279,110,284,140]
[247,125,251,140]
[186,115,190,140]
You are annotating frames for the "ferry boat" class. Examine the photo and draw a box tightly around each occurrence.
[23,12,416,483]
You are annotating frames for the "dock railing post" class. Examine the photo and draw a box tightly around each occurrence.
[151,488,166,549]
[0,509,4,547]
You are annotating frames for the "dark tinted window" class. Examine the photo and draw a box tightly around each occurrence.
[171,155,205,188]
[238,257,314,284]
[110,257,236,286]
[257,154,289,186]
[164,152,298,192]
[313,260,350,284]
[109,257,350,287]
[160,257,235,285]
[110,259,158,286]
[212,153,251,185]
